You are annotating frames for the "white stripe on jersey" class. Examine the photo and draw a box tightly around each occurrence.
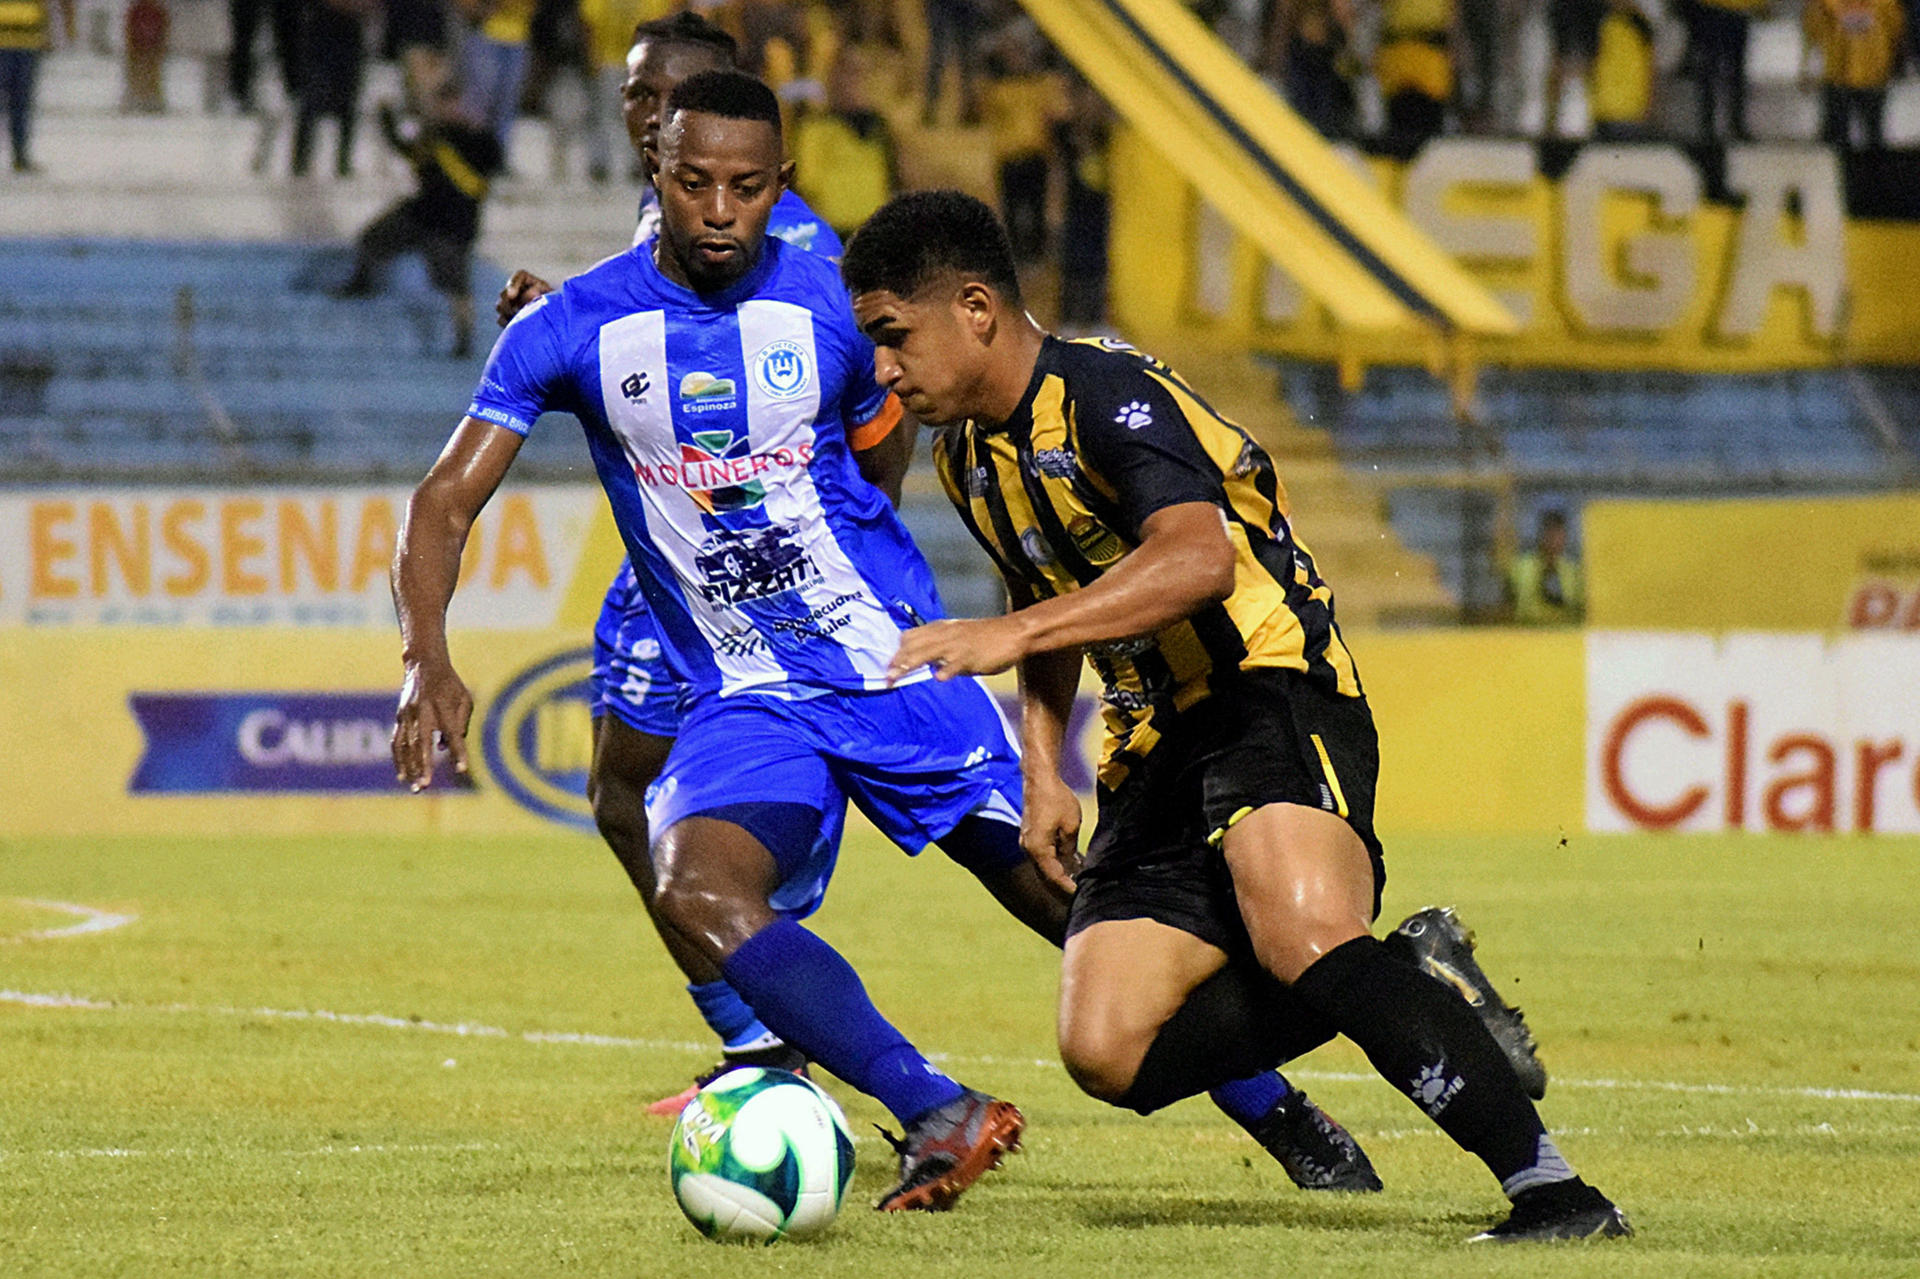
[735,299,904,685]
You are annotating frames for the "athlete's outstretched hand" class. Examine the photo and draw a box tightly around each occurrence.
[392,658,473,791]
[886,616,1028,685]
[496,269,554,327]
[1021,769,1082,894]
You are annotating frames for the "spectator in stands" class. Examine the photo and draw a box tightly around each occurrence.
[733,0,810,89]
[1684,0,1761,140]
[457,0,535,149]
[1375,0,1455,150]
[981,19,1066,261]
[1,0,68,172]
[790,46,897,242]
[1506,508,1584,625]
[1590,0,1656,138]
[579,0,654,182]
[228,0,302,112]
[291,0,374,177]
[1455,0,1499,130]
[1803,0,1906,150]
[1265,0,1358,138]
[521,0,591,179]
[922,0,982,125]
[384,0,451,112]
[1545,0,1606,136]
[1055,72,1112,330]
[331,84,504,357]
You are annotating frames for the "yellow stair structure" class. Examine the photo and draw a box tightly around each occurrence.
[1144,337,1457,627]
[1006,0,1486,624]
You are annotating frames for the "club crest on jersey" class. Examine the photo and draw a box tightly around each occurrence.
[751,339,812,400]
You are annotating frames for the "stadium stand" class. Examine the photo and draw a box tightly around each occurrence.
[0,238,590,481]
[1277,358,1920,609]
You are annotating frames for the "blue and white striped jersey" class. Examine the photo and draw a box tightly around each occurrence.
[468,236,937,698]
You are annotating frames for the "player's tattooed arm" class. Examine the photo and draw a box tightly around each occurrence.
[1014,578,1084,892]
[496,269,555,327]
[886,501,1235,682]
[391,417,524,790]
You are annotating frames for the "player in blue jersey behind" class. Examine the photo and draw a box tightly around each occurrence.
[404,69,1395,1208]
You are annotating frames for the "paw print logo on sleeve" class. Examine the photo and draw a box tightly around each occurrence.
[1114,401,1153,430]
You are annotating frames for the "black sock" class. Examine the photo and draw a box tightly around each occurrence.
[1290,935,1571,1191]
[1116,963,1335,1115]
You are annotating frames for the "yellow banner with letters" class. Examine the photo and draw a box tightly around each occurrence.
[1111,132,1920,370]
[1585,493,1920,631]
[0,486,626,630]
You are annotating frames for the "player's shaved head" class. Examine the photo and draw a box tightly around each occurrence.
[663,70,784,138]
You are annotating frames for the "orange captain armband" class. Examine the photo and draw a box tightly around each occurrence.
[846,393,904,452]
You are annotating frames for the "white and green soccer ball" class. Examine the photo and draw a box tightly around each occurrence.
[668,1067,856,1243]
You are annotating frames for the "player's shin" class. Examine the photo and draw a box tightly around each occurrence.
[1289,935,1576,1196]
[720,917,965,1126]
[1114,964,1334,1115]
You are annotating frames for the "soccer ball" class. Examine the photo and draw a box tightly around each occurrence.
[667,1067,856,1242]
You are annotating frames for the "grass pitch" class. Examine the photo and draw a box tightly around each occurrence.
[3,827,1918,1277]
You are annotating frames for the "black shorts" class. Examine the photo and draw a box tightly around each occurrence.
[1066,667,1385,956]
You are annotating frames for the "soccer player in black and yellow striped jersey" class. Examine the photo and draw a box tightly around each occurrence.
[842,192,1629,1244]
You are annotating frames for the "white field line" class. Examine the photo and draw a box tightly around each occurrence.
[10,1121,1919,1165]
[1,899,138,944]
[4,987,1919,1109]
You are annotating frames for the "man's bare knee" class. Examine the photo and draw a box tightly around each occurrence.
[1256,916,1369,984]
[650,818,779,962]
[1058,1024,1144,1103]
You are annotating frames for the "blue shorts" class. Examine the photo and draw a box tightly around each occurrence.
[646,676,1024,918]
[590,560,681,739]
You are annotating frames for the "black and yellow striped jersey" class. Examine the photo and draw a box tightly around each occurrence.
[932,335,1361,788]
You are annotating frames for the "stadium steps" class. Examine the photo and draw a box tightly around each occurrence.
[0,238,609,482]
[1142,337,1459,627]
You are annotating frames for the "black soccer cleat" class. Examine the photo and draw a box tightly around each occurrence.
[1470,1180,1633,1243]
[1252,1089,1384,1192]
[1384,906,1549,1100]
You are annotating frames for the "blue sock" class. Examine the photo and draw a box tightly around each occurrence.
[1210,1072,1293,1132]
[686,980,779,1054]
[721,917,965,1125]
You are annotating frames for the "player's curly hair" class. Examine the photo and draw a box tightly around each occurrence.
[630,10,739,63]
[841,191,1022,305]
[664,70,783,136]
